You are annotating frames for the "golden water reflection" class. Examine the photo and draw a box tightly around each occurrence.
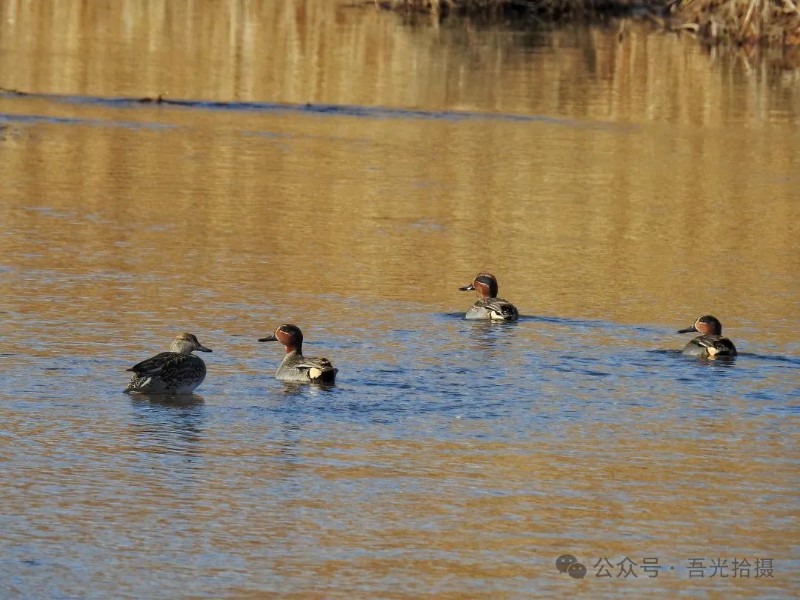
[1,0,798,124]
[2,101,797,343]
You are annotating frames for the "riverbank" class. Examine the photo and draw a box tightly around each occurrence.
[379,0,800,46]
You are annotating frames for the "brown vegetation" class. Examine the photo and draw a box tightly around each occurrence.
[375,0,655,18]
[378,0,800,45]
[677,0,800,45]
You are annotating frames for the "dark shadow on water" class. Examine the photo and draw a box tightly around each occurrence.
[127,394,206,466]
[649,349,800,367]
[127,392,205,406]
[440,312,546,322]
[441,312,468,320]
[647,349,688,357]
[437,312,612,329]
[647,348,738,366]
[436,315,523,352]
[690,356,737,368]
[652,354,753,391]
[739,353,800,367]
[0,86,628,130]
[278,381,337,397]
[520,314,624,331]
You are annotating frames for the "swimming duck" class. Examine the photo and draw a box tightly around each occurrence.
[258,324,337,384]
[678,315,737,357]
[125,333,212,393]
[459,272,519,321]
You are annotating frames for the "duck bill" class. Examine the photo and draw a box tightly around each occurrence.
[458,284,475,291]
[677,325,698,334]
[197,346,212,352]
[258,335,278,342]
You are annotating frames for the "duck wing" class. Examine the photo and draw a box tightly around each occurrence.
[696,335,737,357]
[480,298,519,321]
[296,356,337,382]
[127,352,183,375]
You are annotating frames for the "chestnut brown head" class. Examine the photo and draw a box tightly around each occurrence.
[678,315,723,336]
[259,324,304,353]
[459,272,499,298]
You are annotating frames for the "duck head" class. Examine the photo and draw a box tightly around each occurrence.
[170,333,212,354]
[459,272,499,298]
[259,324,304,354]
[678,315,723,336]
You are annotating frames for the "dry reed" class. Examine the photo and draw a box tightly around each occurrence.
[379,0,800,44]
[676,0,800,44]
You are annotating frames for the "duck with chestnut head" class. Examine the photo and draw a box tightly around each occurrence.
[459,272,519,321]
[259,324,337,384]
[678,315,737,358]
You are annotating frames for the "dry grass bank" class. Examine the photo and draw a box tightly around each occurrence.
[677,0,800,45]
[378,0,800,45]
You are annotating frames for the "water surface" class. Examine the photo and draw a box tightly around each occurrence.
[1,1,798,598]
